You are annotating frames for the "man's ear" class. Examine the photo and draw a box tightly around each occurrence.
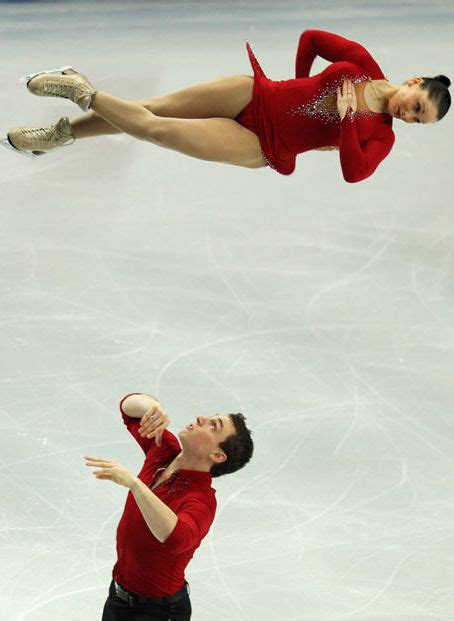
[209,450,227,464]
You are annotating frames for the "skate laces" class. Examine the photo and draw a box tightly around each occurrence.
[21,125,74,146]
[28,72,94,111]
[42,79,82,98]
[41,78,92,111]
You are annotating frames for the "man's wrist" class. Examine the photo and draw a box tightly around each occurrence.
[129,476,142,492]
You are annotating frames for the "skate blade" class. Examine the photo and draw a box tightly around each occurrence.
[0,137,44,158]
[19,65,74,84]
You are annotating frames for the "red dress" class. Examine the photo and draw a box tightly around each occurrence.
[236,30,395,182]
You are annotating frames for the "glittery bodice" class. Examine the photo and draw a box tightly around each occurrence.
[269,60,389,157]
[236,32,395,181]
[287,75,377,123]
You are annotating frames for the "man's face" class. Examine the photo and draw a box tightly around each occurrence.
[178,414,236,461]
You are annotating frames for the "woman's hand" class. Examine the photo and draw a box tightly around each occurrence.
[138,402,170,446]
[337,79,357,120]
[84,456,137,488]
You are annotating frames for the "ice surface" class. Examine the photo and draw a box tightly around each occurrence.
[1,1,453,620]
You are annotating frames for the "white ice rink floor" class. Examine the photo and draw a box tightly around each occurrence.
[1,1,454,620]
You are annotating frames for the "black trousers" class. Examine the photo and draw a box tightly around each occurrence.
[101,580,192,621]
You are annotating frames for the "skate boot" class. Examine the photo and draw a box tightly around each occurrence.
[21,67,96,112]
[4,117,75,157]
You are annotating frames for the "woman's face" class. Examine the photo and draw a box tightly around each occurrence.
[387,78,438,123]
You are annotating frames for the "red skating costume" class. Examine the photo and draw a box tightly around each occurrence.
[113,394,216,597]
[236,30,395,182]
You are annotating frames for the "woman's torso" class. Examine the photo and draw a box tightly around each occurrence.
[267,60,391,155]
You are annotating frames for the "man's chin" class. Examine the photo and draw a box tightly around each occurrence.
[177,428,190,441]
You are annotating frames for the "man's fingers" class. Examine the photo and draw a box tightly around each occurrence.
[148,421,168,439]
[155,428,164,447]
[139,421,158,436]
[145,426,159,440]
[84,456,114,466]
[141,406,158,425]
[139,413,168,437]
[139,407,161,431]
[140,413,160,429]
[143,423,166,441]
[84,455,112,464]
[141,417,161,433]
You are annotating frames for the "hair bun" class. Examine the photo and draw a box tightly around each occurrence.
[434,75,451,88]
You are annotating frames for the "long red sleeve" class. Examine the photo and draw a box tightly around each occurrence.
[163,495,215,555]
[338,115,395,183]
[295,29,378,79]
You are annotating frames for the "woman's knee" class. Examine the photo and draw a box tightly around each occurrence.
[144,118,169,144]
[243,157,267,169]
[138,96,169,116]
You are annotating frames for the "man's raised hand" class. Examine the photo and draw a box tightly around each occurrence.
[138,403,170,446]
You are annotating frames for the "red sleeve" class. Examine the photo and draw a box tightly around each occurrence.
[119,393,179,455]
[296,30,375,79]
[163,494,216,555]
[338,116,395,183]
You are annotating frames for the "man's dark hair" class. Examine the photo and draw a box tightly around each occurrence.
[211,413,254,478]
[420,75,451,120]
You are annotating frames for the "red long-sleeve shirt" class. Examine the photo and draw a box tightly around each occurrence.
[236,30,395,182]
[112,394,216,597]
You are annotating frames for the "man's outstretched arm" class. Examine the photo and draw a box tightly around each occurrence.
[130,477,178,542]
[84,454,177,542]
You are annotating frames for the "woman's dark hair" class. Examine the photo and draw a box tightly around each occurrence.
[420,75,451,120]
[211,413,254,477]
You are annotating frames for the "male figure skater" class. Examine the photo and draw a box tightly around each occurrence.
[84,393,254,621]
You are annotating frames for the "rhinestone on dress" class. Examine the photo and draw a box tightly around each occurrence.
[287,75,377,123]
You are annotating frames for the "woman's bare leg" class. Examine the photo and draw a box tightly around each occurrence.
[71,112,120,138]
[89,90,265,168]
[71,75,254,139]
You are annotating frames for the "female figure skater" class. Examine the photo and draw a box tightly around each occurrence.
[4,30,451,183]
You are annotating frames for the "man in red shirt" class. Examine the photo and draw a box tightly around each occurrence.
[84,393,254,621]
